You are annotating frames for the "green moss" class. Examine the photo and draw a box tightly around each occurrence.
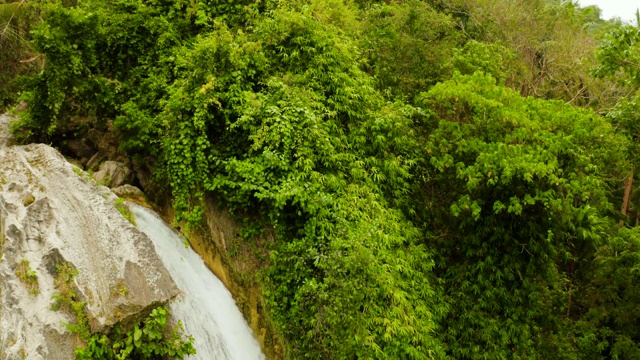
[71,166,84,178]
[71,166,93,183]
[114,198,135,225]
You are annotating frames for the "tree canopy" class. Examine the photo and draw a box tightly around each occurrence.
[4,0,640,358]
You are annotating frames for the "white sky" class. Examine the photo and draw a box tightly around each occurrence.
[578,0,639,24]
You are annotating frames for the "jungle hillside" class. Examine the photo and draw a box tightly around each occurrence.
[3,0,640,358]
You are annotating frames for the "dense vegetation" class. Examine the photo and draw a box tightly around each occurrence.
[3,0,640,358]
[0,0,39,109]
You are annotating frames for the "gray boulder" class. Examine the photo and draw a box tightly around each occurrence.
[112,184,146,200]
[93,161,133,188]
[86,152,105,172]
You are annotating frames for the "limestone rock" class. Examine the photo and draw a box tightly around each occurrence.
[0,114,13,148]
[86,152,105,172]
[93,161,133,188]
[112,184,145,201]
[0,114,178,359]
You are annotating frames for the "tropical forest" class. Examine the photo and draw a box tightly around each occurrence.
[2,0,640,359]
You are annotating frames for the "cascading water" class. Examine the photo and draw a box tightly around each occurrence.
[130,204,265,360]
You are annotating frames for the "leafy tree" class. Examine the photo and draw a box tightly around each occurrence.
[439,0,622,110]
[0,0,38,110]
[595,25,640,88]
[359,0,459,100]
[415,72,630,358]
[449,40,518,85]
[595,24,640,223]
[571,227,640,358]
[158,6,448,356]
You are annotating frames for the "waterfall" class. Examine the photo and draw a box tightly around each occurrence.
[130,204,264,360]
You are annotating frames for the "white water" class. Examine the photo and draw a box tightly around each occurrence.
[131,204,264,360]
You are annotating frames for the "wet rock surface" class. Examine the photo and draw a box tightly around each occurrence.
[0,114,178,359]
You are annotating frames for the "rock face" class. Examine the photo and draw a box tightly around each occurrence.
[92,160,134,188]
[0,114,179,359]
[112,184,146,200]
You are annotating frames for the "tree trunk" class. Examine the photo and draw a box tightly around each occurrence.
[620,172,634,226]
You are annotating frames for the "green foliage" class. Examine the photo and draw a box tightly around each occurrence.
[15,259,39,295]
[17,0,194,140]
[74,306,196,360]
[595,25,640,88]
[19,0,640,358]
[442,0,621,109]
[570,227,640,359]
[114,198,136,225]
[157,5,446,356]
[360,0,459,99]
[450,40,518,85]
[0,0,38,111]
[51,261,91,340]
[18,4,109,139]
[595,25,640,164]
[416,72,631,358]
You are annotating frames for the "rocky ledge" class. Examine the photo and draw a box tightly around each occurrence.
[0,114,178,359]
